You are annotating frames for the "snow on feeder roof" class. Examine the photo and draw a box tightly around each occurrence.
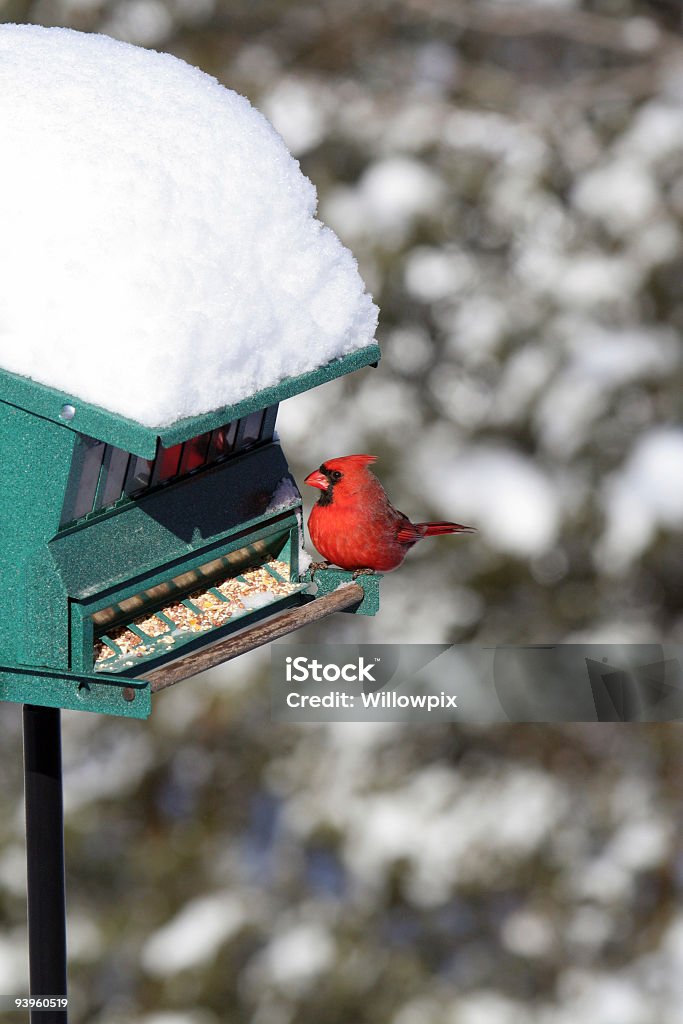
[0,24,379,449]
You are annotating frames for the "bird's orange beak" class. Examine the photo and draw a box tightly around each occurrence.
[304,469,328,491]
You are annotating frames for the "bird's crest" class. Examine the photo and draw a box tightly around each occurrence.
[324,454,378,472]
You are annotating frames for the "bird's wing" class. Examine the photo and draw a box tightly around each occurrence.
[395,513,422,544]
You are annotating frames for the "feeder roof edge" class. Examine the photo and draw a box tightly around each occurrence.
[0,344,380,458]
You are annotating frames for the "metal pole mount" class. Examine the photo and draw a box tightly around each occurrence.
[23,704,68,1024]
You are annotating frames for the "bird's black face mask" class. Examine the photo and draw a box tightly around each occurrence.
[317,465,342,506]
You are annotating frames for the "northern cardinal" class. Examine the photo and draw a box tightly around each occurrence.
[304,454,475,573]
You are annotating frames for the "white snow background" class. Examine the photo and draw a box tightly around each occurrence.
[0,24,378,428]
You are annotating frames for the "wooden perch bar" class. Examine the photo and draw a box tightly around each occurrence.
[143,583,365,693]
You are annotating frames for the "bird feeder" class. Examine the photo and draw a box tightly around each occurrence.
[0,346,381,722]
[0,24,383,1019]
[0,347,381,1022]
[0,22,383,723]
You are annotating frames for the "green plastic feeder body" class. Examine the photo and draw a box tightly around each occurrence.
[0,345,380,719]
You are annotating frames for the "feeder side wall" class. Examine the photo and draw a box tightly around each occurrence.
[0,403,74,669]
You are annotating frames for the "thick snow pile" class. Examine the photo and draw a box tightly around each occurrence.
[0,25,377,428]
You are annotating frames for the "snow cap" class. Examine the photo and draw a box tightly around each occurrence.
[0,25,378,428]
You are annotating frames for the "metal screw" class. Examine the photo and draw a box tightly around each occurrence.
[59,404,76,421]
[122,688,136,702]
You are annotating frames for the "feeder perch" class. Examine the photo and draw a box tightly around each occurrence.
[0,345,381,721]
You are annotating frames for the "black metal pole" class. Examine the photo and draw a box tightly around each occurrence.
[23,705,68,1024]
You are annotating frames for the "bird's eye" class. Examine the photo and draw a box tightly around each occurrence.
[330,470,342,482]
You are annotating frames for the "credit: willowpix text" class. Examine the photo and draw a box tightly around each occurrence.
[284,690,458,711]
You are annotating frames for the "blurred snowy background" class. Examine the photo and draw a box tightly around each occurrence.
[1,0,683,1021]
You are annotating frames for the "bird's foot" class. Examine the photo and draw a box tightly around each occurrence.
[352,567,376,579]
[309,561,330,579]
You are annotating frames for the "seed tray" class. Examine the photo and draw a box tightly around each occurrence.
[94,558,302,674]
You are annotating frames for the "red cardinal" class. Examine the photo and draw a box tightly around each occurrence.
[304,454,475,573]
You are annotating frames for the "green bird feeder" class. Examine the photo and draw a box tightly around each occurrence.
[0,347,381,1023]
[0,24,383,1020]
[0,346,381,723]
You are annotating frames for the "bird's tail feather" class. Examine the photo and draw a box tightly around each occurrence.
[397,521,476,542]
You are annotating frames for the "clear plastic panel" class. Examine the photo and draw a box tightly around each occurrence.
[70,440,105,520]
[241,410,265,448]
[96,446,131,509]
